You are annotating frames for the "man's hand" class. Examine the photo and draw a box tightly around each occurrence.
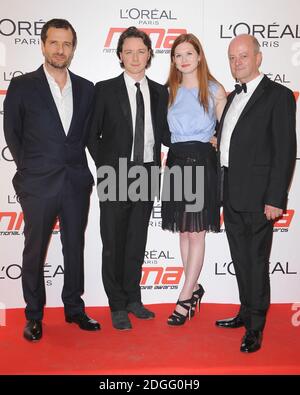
[264,204,283,220]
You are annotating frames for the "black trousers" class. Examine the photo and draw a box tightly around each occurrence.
[100,198,153,311]
[223,169,273,331]
[99,161,155,311]
[19,184,91,320]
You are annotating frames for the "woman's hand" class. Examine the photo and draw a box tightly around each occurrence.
[210,136,217,150]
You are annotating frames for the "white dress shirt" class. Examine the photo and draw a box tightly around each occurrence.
[220,73,264,167]
[43,65,73,135]
[124,72,155,163]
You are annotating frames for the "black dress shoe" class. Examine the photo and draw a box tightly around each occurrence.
[111,311,132,330]
[215,315,244,328]
[23,320,42,341]
[65,312,100,331]
[127,302,155,319]
[240,330,262,353]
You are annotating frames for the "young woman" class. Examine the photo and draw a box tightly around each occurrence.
[162,34,227,325]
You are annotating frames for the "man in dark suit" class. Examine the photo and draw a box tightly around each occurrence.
[216,34,296,352]
[3,19,100,341]
[88,27,170,330]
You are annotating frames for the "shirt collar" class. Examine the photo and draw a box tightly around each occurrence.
[124,72,147,88]
[43,64,71,90]
[242,73,264,94]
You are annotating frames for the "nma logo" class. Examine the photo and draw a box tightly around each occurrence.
[103,27,187,52]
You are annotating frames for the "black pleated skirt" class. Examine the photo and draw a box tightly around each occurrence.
[161,141,220,233]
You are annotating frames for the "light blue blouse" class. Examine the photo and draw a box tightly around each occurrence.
[168,82,218,143]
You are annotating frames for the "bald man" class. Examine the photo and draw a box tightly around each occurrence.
[216,34,296,352]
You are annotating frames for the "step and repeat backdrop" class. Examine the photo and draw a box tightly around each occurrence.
[0,0,299,309]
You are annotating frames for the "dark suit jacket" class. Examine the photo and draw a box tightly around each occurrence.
[217,75,297,212]
[87,73,170,171]
[4,65,94,198]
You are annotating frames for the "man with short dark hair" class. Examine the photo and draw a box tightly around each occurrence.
[4,18,100,341]
[88,26,170,330]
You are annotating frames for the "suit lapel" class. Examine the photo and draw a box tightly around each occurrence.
[33,66,66,139]
[116,74,133,139]
[217,91,235,148]
[236,75,269,124]
[67,71,80,138]
[147,77,159,138]
[218,75,270,146]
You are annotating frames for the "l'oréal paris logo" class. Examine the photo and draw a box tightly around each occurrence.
[0,18,44,45]
[120,8,177,25]
[220,22,300,48]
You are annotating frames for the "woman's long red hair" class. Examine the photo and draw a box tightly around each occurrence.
[167,33,217,112]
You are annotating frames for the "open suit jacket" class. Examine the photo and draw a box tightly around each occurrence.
[4,65,94,198]
[217,75,297,212]
[87,73,170,178]
[87,73,170,311]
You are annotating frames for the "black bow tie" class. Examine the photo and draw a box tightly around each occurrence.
[234,83,247,94]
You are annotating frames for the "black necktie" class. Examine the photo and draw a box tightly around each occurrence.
[133,82,145,164]
[234,83,247,94]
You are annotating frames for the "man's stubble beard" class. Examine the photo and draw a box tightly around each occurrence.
[45,55,72,70]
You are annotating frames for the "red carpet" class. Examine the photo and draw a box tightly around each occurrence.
[0,304,299,375]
